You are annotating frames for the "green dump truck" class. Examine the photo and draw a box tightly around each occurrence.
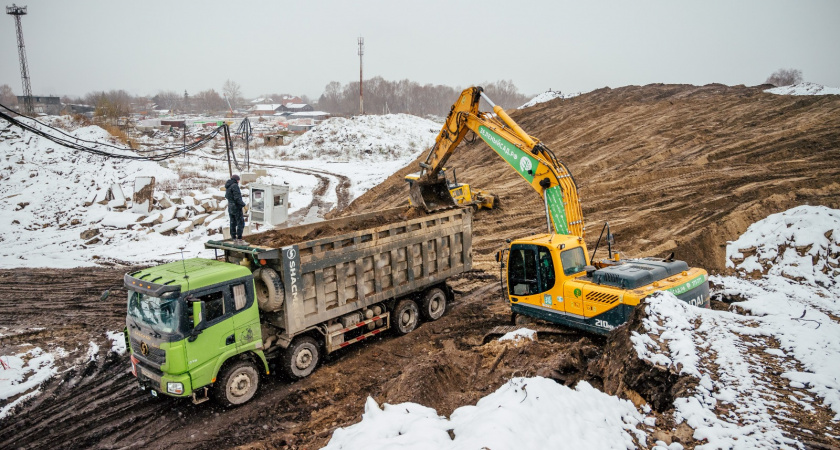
[125,207,472,406]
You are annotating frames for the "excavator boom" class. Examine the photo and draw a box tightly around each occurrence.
[411,86,585,237]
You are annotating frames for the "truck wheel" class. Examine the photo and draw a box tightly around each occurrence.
[392,299,419,335]
[215,359,259,407]
[254,267,284,312]
[281,336,320,380]
[421,288,447,321]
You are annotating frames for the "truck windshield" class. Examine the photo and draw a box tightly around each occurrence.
[127,290,181,334]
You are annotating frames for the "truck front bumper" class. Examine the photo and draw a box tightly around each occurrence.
[131,355,193,397]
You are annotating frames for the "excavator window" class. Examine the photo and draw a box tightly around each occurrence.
[561,247,587,276]
[508,244,555,296]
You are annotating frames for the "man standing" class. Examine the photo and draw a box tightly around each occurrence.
[225,174,247,244]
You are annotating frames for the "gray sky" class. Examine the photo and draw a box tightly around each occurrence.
[2,0,839,100]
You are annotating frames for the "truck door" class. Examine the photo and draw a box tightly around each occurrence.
[559,246,588,317]
[228,280,260,349]
[507,244,562,313]
[185,286,236,379]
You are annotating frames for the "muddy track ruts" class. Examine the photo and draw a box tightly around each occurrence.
[250,162,353,225]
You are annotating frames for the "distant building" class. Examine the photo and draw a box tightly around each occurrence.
[251,104,283,116]
[279,103,314,113]
[17,95,61,115]
[290,110,330,121]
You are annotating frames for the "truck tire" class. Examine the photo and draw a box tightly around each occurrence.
[281,336,320,380]
[392,299,419,335]
[421,287,447,321]
[214,359,259,407]
[254,267,284,312]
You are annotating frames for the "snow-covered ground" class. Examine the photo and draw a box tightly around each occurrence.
[325,205,840,449]
[324,377,653,450]
[633,205,840,448]
[765,82,840,96]
[0,114,438,268]
[283,114,440,161]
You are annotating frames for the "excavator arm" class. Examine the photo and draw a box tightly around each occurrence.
[411,86,585,237]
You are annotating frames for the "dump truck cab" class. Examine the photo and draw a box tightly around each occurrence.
[505,234,709,335]
[125,258,268,405]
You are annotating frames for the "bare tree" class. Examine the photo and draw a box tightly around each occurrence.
[153,91,181,111]
[0,84,17,107]
[87,90,132,123]
[765,68,803,87]
[194,89,226,114]
[222,79,242,109]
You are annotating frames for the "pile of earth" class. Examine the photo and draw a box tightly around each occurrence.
[337,83,840,274]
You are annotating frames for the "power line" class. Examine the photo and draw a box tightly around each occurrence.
[0,102,227,161]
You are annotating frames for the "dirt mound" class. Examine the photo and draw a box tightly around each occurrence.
[338,84,840,274]
[247,206,427,248]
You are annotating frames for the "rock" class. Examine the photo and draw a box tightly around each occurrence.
[159,206,177,222]
[183,196,197,207]
[192,205,206,215]
[140,212,162,227]
[157,195,173,209]
[80,228,100,240]
[191,214,210,226]
[176,221,194,234]
[153,219,180,234]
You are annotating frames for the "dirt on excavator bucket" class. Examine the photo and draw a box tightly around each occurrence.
[409,178,459,212]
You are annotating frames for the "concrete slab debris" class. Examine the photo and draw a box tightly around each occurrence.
[153,219,180,234]
[131,177,155,214]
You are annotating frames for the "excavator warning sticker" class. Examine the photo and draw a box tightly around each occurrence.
[545,186,569,235]
[478,126,538,183]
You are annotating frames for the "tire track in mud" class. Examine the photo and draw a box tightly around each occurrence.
[250,162,352,225]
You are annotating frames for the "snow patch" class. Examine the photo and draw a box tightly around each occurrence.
[519,89,581,109]
[324,377,646,450]
[765,82,840,96]
[0,347,57,419]
[497,327,536,343]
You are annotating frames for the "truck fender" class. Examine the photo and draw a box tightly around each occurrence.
[211,346,270,388]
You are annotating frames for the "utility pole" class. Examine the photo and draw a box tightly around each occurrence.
[6,4,33,115]
[358,36,364,115]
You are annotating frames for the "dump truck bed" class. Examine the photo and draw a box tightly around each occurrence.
[206,207,472,336]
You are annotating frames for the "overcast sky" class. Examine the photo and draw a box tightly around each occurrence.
[2,0,839,101]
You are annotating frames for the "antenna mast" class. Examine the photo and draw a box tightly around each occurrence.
[358,36,364,115]
[6,4,33,116]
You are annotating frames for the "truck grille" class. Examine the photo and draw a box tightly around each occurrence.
[130,336,166,365]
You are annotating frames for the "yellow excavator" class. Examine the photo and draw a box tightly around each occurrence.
[410,87,709,335]
[405,167,497,210]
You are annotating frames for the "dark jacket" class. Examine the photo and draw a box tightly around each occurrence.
[225,179,246,211]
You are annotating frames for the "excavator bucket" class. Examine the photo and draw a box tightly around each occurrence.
[409,178,458,212]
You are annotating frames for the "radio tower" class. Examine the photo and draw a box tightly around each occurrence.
[358,36,364,115]
[6,4,33,115]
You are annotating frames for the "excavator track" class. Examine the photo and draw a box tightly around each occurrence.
[482,323,580,344]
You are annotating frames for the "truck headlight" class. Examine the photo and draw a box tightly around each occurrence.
[167,382,184,395]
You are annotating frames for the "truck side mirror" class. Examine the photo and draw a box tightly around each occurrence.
[188,300,205,342]
[495,251,501,262]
